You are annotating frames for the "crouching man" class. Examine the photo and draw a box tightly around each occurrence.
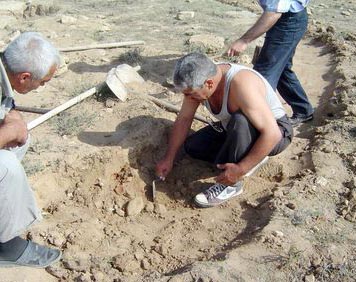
[0,32,61,267]
[156,52,293,208]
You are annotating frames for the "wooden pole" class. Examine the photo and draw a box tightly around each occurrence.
[58,40,145,52]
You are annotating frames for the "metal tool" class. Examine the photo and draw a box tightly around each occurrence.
[152,176,164,202]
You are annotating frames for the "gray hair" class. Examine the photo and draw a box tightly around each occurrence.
[3,32,60,80]
[173,52,217,90]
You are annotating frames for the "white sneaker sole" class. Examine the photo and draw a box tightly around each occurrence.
[194,187,244,208]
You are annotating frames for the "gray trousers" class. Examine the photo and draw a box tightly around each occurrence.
[0,136,42,243]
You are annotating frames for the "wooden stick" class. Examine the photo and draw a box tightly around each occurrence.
[130,90,209,125]
[16,106,51,114]
[58,41,145,52]
[27,85,100,130]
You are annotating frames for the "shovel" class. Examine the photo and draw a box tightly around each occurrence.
[105,65,212,125]
[27,64,141,130]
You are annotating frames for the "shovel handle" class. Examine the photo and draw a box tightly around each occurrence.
[27,85,100,130]
[145,95,210,125]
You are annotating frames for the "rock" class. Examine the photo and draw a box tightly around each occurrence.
[304,274,315,282]
[92,271,107,282]
[154,203,167,214]
[272,230,284,238]
[60,15,77,24]
[126,197,144,216]
[168,276,185,282]
[47,233,66,247]
[286,202,296,210]
[105,99,116,108]
[62,257,90,272]
[315,176,328,187]
[145,202,154,212]
[188,34,225,54]
[141,258,150,270]
[35,4,46,16]
[341,11,351,16]
[75,272,92,282]
[46,266,69,279]
[116,209,125,217]
[112,255,140,272]
[176,11,195,20]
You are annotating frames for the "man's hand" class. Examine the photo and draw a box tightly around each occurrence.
[227,39,248,57]
[0,110,28,147]
[155,158,174,180]
[215,163,245,186]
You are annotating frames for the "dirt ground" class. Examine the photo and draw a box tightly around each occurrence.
[0,0,355,281]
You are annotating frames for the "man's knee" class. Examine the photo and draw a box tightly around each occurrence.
[0,150,24,182]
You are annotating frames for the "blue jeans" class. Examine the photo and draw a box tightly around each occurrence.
[254,9,314,117]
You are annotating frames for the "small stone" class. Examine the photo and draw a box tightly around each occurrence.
[46,266,68,279]
[126,197,144,216]
[341,11,351,16]
[176,11,195,20]
[62,257,90,272]
[141,258,150,270]
[60,15,77,24]
[154,203,167,214]
[315,176,328,187]
[272,230,284,238]
[145,202,155,212]
[76,272,91,282]
[286,202,296,210]
[304,274,315,282]
[105,99,116,108]
[116,209,125,217]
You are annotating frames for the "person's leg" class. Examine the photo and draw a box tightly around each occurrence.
[254,9,313,120]
[269,115,294,155]
[184,124,226,163]
[277,52,314,119]
[215,112,259,164]
[195,112,260,207]
[0,150,61,268]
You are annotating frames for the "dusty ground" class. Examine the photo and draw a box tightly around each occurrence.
[0,0,355,281]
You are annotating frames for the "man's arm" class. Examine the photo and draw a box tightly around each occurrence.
[0,110,28,149]
[156,97,200,178]
[216,70,282,185]
[227,11,282,57]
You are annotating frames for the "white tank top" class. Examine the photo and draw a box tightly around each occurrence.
[203,64,285,129]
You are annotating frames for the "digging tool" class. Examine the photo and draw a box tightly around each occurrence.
[27,64,141,130]
[105,65,213,126]
[152,176,164,202]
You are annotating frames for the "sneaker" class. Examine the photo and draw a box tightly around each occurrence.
[0,241,61,268]
[194,182,243,208]
[289,114,313,127]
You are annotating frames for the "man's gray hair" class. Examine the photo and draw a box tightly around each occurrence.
[4,32,60,80]
[173,52,217,90]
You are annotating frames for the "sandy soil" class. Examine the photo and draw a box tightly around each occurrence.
[0,0,355,281]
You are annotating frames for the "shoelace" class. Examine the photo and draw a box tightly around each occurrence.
[205,183,227,199]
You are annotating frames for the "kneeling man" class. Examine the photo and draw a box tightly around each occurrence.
[0,32,61,267]
[156,52,293,208]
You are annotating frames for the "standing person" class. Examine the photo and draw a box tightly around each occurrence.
[0,32,62,267]
[227,0,314,126]
[156,53,293,208]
